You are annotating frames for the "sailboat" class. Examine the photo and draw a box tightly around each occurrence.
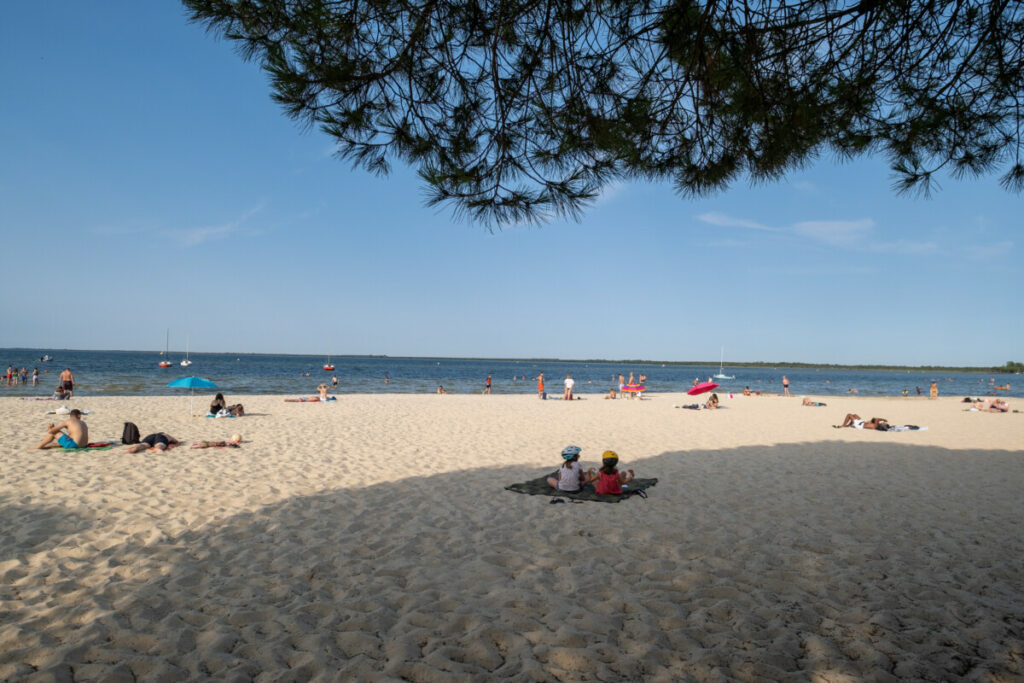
[159,330,172,367]
[713,347,735,380]
[180,335,192,367]
[323,351,335,372]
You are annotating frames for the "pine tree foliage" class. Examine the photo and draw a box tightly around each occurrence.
[184,0,1024,226]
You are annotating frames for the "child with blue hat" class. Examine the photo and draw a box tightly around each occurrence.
[546,445,586,492]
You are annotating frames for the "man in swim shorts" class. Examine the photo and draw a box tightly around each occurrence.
[34,409,89,449]
[58,368,75,398]
[125,433,180,453]
[835,414,890,430]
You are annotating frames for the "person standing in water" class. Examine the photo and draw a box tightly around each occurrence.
[59,368,75,398]
[782,375,790,397]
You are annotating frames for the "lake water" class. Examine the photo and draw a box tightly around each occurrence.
[1,348,1019,399]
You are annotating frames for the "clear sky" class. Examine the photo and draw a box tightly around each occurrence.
[1,2,1020,367]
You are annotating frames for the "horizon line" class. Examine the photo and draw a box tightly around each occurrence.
[0,347,1017,373]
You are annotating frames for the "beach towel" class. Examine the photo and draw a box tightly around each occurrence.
[887,425,928,432]
[505,472,658,503]
[60,442,115,452]
[284,396,337,402]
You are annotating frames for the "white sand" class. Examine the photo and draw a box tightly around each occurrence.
[1,393,1022,680]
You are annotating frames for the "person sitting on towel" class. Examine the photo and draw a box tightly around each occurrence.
[34,409,88,449]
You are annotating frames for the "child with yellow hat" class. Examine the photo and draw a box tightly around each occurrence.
[586,450,635,495]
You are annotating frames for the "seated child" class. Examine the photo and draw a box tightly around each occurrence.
[586,450,635,495]
[546,445,585,492]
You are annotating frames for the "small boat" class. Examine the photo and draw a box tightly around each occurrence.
[159,330,172,367]
[712,347,735,380]
[323,352,335,372]
[180,335,192,367]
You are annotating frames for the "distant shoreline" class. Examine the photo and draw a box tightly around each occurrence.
[2,347,1019,374]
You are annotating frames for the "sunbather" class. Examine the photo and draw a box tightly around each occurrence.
[125,433,180,453]
[191,434,243,448]
[34,409,88,449]
[834,414,890,430]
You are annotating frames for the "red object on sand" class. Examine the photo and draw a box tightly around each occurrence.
[687,381,719,396]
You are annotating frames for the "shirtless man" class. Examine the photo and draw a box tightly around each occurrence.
[126,433,181,453]
[834,414,890,430]
[317,383,330,400]
[35,409,89,449]
[782,375,790,397]
[58,368,75,398]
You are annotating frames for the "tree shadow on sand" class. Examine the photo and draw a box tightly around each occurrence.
[1,442,1022,681]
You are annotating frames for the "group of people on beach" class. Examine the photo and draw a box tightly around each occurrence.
[34,390,244,452]
[547,446,636,495]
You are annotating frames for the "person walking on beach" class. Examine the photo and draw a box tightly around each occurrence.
[536,372,546,400]
[563,374,575,400]
[58,368,75,398]
[782,375,790,397]
[484,374,492,394]
[34,409,89,449]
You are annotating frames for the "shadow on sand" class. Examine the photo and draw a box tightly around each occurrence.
[1,441,1022,680]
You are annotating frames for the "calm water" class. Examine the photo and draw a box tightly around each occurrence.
[1,348,1020,399]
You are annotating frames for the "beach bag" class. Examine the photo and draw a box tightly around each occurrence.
[122,422,141,445]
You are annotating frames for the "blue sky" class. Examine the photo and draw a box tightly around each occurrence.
[1,2,1020,367]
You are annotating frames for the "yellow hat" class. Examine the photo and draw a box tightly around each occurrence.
[602,450,619,463]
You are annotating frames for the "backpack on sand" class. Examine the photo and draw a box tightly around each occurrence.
[122,422,141,445]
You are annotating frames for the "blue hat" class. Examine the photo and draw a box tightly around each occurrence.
[561,445,581,459]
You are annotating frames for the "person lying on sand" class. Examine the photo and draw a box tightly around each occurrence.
[34,409,88,449]
[834,414,889,430]
[125,433,181,453]
[191,434,242,448]
[802,397,827,407]
[704,393,719,409]
[968,399,1010,413]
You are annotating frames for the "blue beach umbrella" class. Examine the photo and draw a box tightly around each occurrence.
[168,376,218,417]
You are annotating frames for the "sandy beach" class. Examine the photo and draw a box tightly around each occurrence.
[1,392,1021,681]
